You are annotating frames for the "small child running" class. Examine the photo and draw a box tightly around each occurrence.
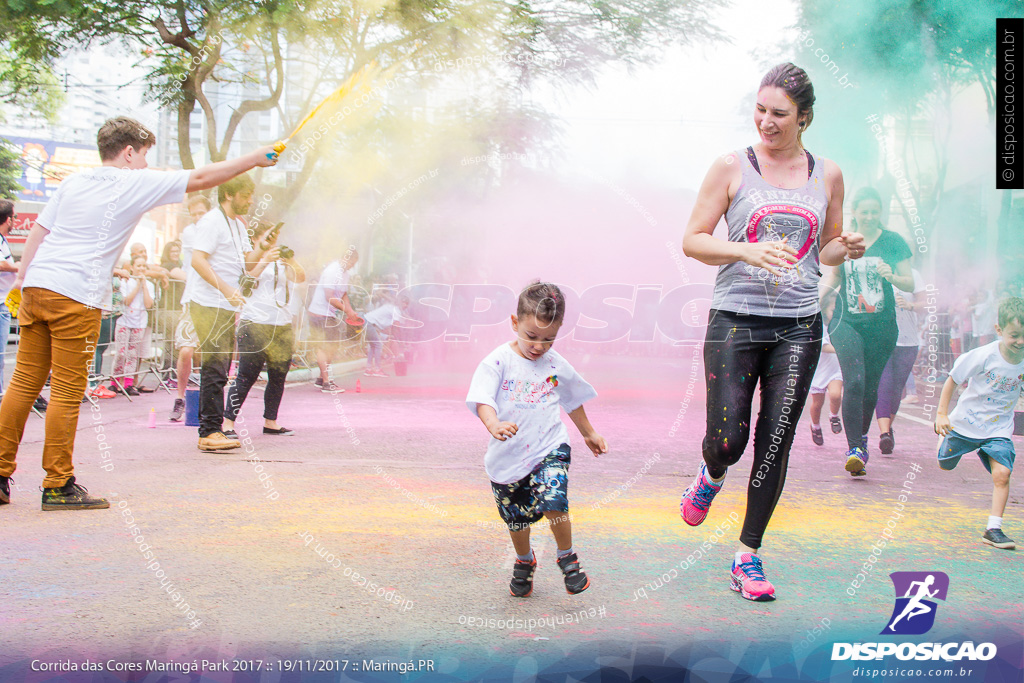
[111,255,155,395]
[808,326,844,446]
[466,281,608,597]
[935,296,1024,550]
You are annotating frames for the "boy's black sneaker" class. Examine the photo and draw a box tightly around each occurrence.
[32,396,48,412]
[829,416,842,434]
[982,528,1015,550]
[510,552,537,597]
[810,425,824,446]
[556,552,590,594]
[41,476,110,511]
[879,431,894,454]
[0,475,11,504]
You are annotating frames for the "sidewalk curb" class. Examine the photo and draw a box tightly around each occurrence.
[275,358,367,385]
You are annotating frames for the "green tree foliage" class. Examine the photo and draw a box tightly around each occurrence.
[1,0,724,189]
[0,140,25,199]
[0,46,64,122]
[794,0,1012,261]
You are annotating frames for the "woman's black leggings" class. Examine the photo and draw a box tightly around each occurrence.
[828,316,897,449]
[702,310,821,550]
[225,322,294,422]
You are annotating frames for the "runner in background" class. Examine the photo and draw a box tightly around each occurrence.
[820,187,914,477]
[874,268,926,453]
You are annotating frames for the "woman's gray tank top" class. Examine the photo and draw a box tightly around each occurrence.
[710,148,829,318]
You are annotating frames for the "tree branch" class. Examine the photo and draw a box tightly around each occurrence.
[218,28,285,157]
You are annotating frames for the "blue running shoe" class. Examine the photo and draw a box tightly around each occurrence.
[846,446,868,476]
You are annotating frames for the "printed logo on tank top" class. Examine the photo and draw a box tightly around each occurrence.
[740,188,823,286]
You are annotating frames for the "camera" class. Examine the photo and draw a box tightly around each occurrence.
[279,245,294,260]
[238,273,259,297]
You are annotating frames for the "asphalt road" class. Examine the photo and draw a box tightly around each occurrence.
[1,349,1020,682]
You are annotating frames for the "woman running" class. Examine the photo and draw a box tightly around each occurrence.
[679,63,865,601]
[820,187,914,476]
[874,267,925,454]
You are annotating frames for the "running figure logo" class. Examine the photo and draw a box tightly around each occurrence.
[882,572,950,635]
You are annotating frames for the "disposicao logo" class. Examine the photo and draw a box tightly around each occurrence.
[882,571,949,635]
[831,571,997,662]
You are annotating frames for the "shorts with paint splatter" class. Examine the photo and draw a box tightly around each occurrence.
[491,444,571,532]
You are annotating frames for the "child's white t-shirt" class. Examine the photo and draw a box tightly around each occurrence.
[949,341,1024,440]
[894,268,926,347]
[466,342,597,485]
[116,277,155,328]
[25,167,189,309]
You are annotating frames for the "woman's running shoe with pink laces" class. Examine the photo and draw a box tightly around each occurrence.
[730,552,776,601]
[679,463,723,526]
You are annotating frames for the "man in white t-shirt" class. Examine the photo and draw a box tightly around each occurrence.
[168,194,210,421]
[0,200,18,395]
[190,174,273,451]
[307,247,359,393]
[0,116,280,511]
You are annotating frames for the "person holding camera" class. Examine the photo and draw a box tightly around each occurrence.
[189,174,269,452]
[222,222,304,437]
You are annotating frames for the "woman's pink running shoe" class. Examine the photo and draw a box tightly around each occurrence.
[679,463,723,526]
[730,553,776,601]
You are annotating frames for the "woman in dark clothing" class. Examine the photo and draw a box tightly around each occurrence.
[821,187,915,476]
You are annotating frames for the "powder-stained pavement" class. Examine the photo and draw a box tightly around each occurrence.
[1,351,1020,681]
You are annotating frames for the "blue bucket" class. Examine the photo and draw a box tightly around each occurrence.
[184,387,200,427]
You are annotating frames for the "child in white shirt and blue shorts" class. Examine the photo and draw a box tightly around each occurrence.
[935,297,1024,550]
[466,282,608,597]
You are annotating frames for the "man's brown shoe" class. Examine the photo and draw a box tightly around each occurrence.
[198,431,242,451]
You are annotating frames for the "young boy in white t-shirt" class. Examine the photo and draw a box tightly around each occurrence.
[935,296,1024,550]
[466,282,608,597]
[0,116,279,511]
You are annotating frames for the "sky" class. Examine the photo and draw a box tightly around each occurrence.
[542,1,800,191]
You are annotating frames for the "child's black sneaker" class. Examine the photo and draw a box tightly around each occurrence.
[810,425,824,446]
[556,552,590,594]
[0,475,11,505]
[41,476,110,511]
[509,552,537,597]
[829,416,842,433]
[982,528,1015,550]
